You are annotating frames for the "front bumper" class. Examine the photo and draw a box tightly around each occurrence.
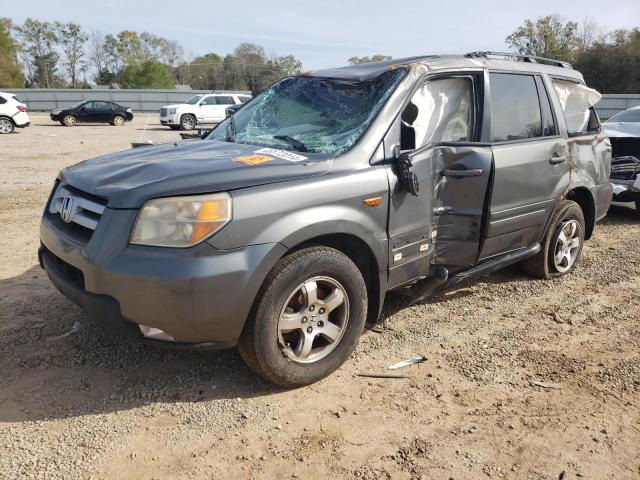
[160,113,179,125]
[40,207,286,345]
[611,178,640,202]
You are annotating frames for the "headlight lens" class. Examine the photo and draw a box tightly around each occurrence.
[169,108,177,114]
[131,192,232,247]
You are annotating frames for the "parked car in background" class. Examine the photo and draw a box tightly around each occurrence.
[40,53,610,387]
[0,91,30,134]
[604,106,640,209]
[160,93,252,130]
[50,101,133,126]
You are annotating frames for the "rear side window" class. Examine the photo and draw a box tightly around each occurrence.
[552,79,600,135]
[238,95,251,104]
[490,73,541,142]
[216,96,235,105]
[200,96,217,105]
[535,77,557,136]
[0,96,6,104]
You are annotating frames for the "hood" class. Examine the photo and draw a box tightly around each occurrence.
[604,122,640,138]
[61,140,333,208]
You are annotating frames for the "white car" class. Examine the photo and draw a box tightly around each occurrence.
[160,93,251,130]
[0,91,30,134]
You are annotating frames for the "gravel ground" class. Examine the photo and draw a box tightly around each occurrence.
[1,114,639,479]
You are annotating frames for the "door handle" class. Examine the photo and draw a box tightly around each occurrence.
[550,154,568,164]
[441,168,483,178]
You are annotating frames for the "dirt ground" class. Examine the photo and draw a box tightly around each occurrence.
[1,113,639,480]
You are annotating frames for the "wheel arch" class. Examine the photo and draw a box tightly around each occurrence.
[282,233,385,325]
[565,186,596,239]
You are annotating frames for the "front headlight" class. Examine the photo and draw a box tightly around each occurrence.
[169,108,177,114]
[131,192,232,248]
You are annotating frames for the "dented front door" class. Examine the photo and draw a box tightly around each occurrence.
[386,144,492,288]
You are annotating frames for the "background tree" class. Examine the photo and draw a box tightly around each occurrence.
[55,22,88,87]
[17,18,60,87]
[505,15,579,62]
[348,54,391,65]
[0,18,25,87]
[121,59,175,88]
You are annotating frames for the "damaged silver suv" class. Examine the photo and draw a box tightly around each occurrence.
[40,53,612,387]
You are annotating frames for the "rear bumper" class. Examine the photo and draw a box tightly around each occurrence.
[40,208,287,345]
[12,111,30,127]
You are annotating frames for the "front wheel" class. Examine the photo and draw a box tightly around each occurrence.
[62,115,76,126]
[522,200,585,279]
[180,114,196,130]
[238,247,368,387]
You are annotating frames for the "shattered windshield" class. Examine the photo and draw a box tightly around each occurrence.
[208,69,406,155]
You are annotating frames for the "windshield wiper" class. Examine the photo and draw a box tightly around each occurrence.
[273,135,309,152]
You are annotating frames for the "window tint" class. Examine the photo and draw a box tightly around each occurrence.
[552,79,600,135]
[535,77,557,136]
[490,73,542,142]
[0,96,6,104]
[83,101,94,110]
[607,109,640,123]
[400,77,473,150]
[93,101,110,110]
[216,96,235,105]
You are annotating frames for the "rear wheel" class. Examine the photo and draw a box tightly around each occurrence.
[62,115,76,126]
[0,117,14,134]
[522,200,585,279]
[238,247,367,388]
[180,114,196,130]
[112,115,125,126]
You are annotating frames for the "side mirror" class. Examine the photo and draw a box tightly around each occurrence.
[393,149,420,196]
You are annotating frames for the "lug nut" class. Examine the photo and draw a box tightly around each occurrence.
[319,308,325,314]
[318,321,324,327]
[309,305,315,312]
[302,317,307,323]
[307,326,313,333]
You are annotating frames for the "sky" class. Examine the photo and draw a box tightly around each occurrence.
[3,0,639,69]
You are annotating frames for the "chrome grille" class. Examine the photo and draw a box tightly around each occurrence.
[48,183,106,241]
[610,156,639,180]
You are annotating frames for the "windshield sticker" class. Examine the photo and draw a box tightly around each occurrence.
[234,154,274,165]
[255,148,307,162]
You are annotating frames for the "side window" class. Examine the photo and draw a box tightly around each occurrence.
[400,77,473,151]
[490,73,541,142]
[535,77,557,136]
[238,95,251,104]
[0,96,6,104]
[552,79,601,135]
[200,96,217,105]
[216,96,235,105]
[83,102,94,110]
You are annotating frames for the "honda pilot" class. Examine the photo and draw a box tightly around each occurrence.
[39,53,612,387]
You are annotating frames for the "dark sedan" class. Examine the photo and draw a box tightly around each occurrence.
[50,101,134,126]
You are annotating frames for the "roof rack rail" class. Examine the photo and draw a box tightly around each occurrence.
[465,51,572,69]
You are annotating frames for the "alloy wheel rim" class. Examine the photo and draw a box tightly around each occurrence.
[114,117,123,125]
[65,116,75,125]
[183,117,195,129]
[553,219,580,273]
[0,119,12,133]
[277,276,349,364]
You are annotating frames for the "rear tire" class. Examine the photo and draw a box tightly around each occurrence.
[62,115,76,126]
[180,114,196,130]
[238,247,368,388]
[0,117,14,134]
[522,200,585,279]
[112,115,125,126]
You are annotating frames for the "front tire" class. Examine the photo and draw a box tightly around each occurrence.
[522,200,585,279]
[62,115,76,126]
[180,114,196,130]
[0,117,14,134]
[238,247,368,388]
